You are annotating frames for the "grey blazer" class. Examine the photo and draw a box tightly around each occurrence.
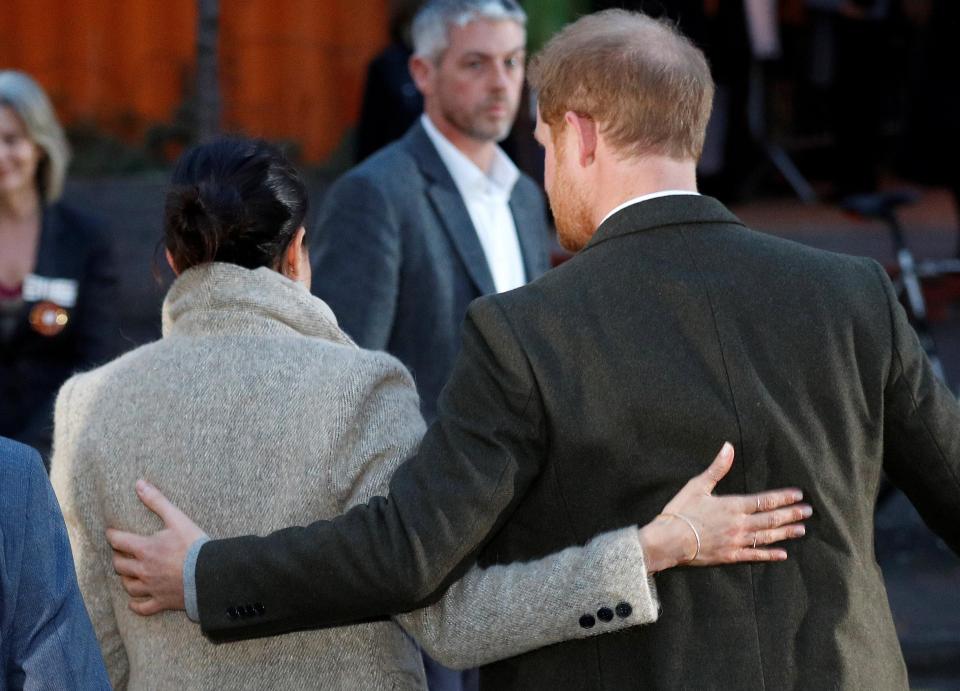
[310,120,551,422]
[51,264,657,690]
[196,196,960,689]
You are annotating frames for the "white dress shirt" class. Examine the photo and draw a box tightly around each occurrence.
[421,114,527,293]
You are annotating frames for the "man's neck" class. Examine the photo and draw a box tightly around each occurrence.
[424,110,497,173]
[589,155,698,230]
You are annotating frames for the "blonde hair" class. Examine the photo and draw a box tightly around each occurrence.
[528,10,714,161]
[0,70,71,202]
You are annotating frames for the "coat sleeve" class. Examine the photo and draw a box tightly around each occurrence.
[874,261,960,554]
[196,296,551,640]
[310,174,401,350]
[321,354,660,669]
[395,526,659,669]
[6,439,111,690]
[49,377,128,688]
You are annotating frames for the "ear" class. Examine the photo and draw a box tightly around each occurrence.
[408,54,434,98]
[283,227,308,280]
[563,111,598,168]
[165,249,180,276]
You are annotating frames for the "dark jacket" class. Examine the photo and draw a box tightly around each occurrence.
[197,195,960,689]
[310,120,551,422]
[0,437,110,689]
[0,203,119,463]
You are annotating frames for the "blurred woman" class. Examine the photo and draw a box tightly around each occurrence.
[0,70,118,465]
[51,138,806,689]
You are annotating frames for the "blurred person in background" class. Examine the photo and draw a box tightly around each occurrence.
[1,435,109,689]
[355,0,427,162]
[311,0,550,425]
[806,0,891,197]
[0,70,119,467]
[53,137,805,689]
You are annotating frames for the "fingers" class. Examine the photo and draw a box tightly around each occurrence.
[750,523,806,548]
[746,503,813,531]
[135,480,187,527]
[743,488,805,514]
[129,597,165,617]
[121,575,152,598]
[112,552,145,580]
[730,547,789,563]
[698,442,734,494]
[106,528,147,558]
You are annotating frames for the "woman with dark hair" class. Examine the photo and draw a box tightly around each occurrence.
[0,70,119,465]
[51,137,806,689]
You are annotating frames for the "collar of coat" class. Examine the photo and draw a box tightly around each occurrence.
[583,194,746,254]
[161,262,354,346]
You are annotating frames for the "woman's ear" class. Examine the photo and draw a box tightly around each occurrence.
[283,227,311,288]
[165,249,180,276]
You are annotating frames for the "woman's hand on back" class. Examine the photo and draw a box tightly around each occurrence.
[639,443,810,574]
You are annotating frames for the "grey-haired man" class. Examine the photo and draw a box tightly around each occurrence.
[308,0,551,426]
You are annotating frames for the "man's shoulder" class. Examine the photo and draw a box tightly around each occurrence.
[0,436,43,482]
[340,131,425,187]
[0,437,44,527]
[728,223,882,286]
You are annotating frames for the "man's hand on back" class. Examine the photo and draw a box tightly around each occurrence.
[106,480,206,615]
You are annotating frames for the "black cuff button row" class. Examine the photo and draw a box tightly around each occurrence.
[226,602,266,620]
[579,601,632,629]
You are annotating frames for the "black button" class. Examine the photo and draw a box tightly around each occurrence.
[244,605,256,618]
[579,614,596,629]
[597,607,614,622]
[615,602,632,618]
[227,607,239,620]
[254,602,265,615]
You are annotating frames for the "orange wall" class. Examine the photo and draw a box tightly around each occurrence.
[0,0,389,161]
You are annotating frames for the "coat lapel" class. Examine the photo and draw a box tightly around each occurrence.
[406,123,497,296]
[509,186,548,281]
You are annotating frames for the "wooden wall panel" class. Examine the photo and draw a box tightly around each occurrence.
[220,0,390,160]
[0,0,390,162]
[1,0,196,135]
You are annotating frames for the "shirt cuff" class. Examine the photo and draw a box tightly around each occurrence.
[183,535,210,623]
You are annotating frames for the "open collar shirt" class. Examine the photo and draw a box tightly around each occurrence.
[421,114,527,294]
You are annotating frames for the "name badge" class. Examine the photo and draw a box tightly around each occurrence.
[22,274,78,308]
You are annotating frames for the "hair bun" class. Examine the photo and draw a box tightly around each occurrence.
[164,137,307,271]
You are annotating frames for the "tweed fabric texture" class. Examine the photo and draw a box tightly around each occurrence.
[51,263,658,690]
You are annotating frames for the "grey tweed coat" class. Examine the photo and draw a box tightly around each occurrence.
[50,263,658,691]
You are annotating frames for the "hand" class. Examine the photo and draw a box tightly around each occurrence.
[639,442,810,573]
[105,480,206,616]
